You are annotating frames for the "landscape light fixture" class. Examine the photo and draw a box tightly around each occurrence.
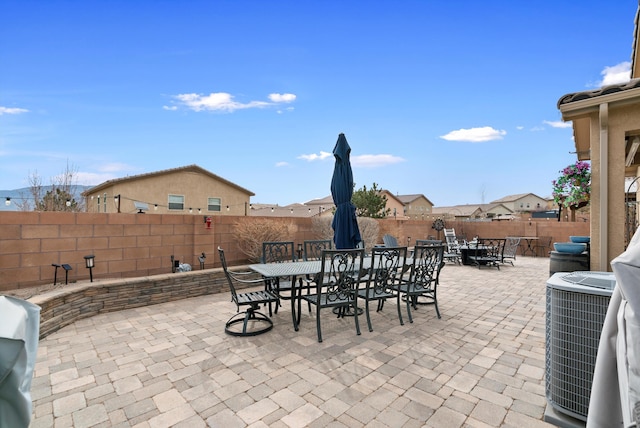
[84,255,95,282]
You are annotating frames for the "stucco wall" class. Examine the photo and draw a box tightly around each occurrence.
[1,212,590,292]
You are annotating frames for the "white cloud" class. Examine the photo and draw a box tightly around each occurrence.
[75,171,117,185]
[98,162,134,173]
[543,120,572,129]
[0,106,29,115]
[75,163,137,185]
[275,161,289,167]
[168,91,297,112]
[352,154,406,168]
[269,93,296,103]
[530,126,545,132]
[440,126,506,142]
[298,151,332,161]
[516,126,524,131]
[599,61,631,86]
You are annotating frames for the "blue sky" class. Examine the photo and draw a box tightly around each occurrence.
[0,1,637,207]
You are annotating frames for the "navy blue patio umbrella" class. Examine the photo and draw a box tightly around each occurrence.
[331,133,362,249]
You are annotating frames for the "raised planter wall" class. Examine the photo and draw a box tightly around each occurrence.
[27,266,259,339]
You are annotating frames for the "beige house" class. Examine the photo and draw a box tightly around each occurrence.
[304,196,335,217]
[481,203,516,219]
[490,193,548,213]
[432,204,483,220]
[83,165,254,216]
[396,194,434,219]
[380,191,409,219]
[557,4,640,271]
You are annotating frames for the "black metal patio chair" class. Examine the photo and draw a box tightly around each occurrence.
[299,248,364,342]
[393,244,445,322]
[261,241,296,310]
[303,239,332,261]
[357,246,407,332]
[218,247,279,336]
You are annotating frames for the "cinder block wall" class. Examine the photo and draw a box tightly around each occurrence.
[0,211,589,292]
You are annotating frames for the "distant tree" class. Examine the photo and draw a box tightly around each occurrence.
[352,183,390,218]
[552,161,590,222]
[36,188,80,211]
[16,162,85,212]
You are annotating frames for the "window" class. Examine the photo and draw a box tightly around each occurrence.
[168,195,184,210]
[208,197,221,212]
[526,203,530,208]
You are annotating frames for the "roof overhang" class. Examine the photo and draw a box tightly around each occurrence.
[558,83,640,161]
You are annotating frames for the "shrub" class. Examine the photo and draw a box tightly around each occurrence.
[233,218,293,262]
[311,216,380,252]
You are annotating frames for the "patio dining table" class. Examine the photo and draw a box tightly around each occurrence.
[249,256,409,331]
[249,260,324,331]
[518,236,539,257]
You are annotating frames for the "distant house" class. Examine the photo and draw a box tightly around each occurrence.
[396,194,434,219]
[83,164,254,215]
[431,203,514,221]
[432,204,483,220]
[490,193,548,213]
[380,190,409,219]
[304,196,335,217]
[480,203,515,219]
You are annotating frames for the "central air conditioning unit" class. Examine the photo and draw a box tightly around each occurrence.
[545,271,615,426]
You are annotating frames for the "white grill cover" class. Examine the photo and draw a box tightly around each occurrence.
[588,229,640,428]
[0,296,41,428]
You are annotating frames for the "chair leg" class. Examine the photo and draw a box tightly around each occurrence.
[316,305,323,343]
[353,303,361,336]
[405,293,414,324]
[433,295,441,319]
[365,299,373,332]
[396,293,404,326]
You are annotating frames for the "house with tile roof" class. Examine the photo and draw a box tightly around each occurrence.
[557,2,640,270]
[395,193,434,219]
[82,164,254,215]
[490,193,549,213]
[431,203,515,221]
[432,204,483,220]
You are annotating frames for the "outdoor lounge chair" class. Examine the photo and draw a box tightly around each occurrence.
[501,236,520,265]
[443,228,463,264]
[218,247,279,336]
[383,234,400,247]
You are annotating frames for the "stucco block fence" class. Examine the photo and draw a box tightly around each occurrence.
[1,211,589,294]
[28,266,259,339]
